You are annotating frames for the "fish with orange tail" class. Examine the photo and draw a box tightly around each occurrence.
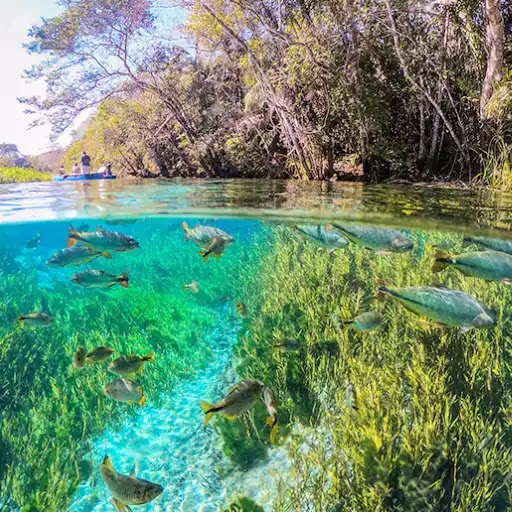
[100,455,163,511]
[71,270,130,289]
[182,222,234,261]
[201,379,265,426]
[67,225,139,253]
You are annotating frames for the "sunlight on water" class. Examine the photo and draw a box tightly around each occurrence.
[3,181,512,511]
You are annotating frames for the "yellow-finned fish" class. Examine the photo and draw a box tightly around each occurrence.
[103,378,146,406]
[71,270,130,289]
[330,224,413,253]
[18,312,54,328]
[235,301,247,318]
[379,285,495,330]
[342,311,384,332]
[199,236,228,263]
[263,387,279,444]
[47,245,112,267]
[100,455,163,511]
[273,339,301,353]
[433,249,512,283]
[201,379,265,426]
[108,352,155,376]
[68,225,140,253]
[85,346,114,363]
[184,281,200,294]
[25,233,40,249]
[73,346,87,369]
[182,222,234,246]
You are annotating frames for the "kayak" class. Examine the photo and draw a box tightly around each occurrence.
[54,173,117,182]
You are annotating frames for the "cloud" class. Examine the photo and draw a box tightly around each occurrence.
[0,1,63,155]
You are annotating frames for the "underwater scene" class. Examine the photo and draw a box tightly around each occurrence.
[4,184,512,511]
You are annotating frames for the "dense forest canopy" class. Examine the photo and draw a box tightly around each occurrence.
[22,0,512,182]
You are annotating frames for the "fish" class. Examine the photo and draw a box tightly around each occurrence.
[342,311,384,332]
[182,222,234,248]
[295,224,349,249]
[201,379,265,425]
[67,225,140,253]
[330,224,413,253]
[184,281,200,294]
[18,312,54,328]
[85,346,114,363]
[108,351,156,375]
[105,219,138,226]
[199,236,228,262]
[47,245,112,267]
[235,301,247,318]
[463,236,512,255]
[346,383,358,411]
[433,249,512,283]
[71,270,130,289]
[263,387,279,444]
[103,378,146,406]
[76,223,90,232]
[273,338,301,353]
[378,285,495,330]
[100,455,163,511]
[25,234,40,249]
[73,346,87,369]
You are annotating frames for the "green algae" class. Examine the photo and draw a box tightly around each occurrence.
[0,220,249,510]
[216,226,512,510]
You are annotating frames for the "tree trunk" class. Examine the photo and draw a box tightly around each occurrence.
[480,0,504,119]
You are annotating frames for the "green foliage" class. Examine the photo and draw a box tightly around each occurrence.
[0,166,52,184]
[224,496,265,512]
[228,226,512,510]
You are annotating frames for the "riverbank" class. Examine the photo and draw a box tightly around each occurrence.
[0,166,52,184]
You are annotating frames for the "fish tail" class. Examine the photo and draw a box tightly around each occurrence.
[182,221,191,241]
[199,250,210,263]
[17,317,24,327]
[266,416,278,444]
[119,271,130,288]
[201,401,218,426]
[144,350,155,363]
[138,394,146,406]
[341,319,354,326]
[111,498,129,512]
[67,226,79,247]
[103,252,113,259]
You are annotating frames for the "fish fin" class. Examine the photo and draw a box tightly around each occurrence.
[182,221,191,241]
[433,250,453,273]
[144,350,155,363]
[459,326,472,334]
[102,454,114,470]
[201,401,217,426]
[266,418,279,444]
[377,285,393,300]
[211,252,223,259]
[199,250,209,263]
[501,278,512,285]
[341,319,354,326]
[325,224,333,231]
[129,463,138,477]
[227,384,239,393]
[220,413,237,421]
[96,225,106,232]
[111,498,128,512]
[127,401,134,406]
[138,394,146,406]
[119,271,130,288]
[67,226,79,247]
[103,252,113,259]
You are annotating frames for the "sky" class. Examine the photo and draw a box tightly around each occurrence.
[0,0,62,155]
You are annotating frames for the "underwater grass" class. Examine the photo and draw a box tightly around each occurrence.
[0,219,252,510]
[216,225,512,511]
[0,167,52,184]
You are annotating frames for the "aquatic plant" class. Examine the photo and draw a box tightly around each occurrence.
[224,226,512,510]
[0,219,251,510]
[0,166,52,184]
